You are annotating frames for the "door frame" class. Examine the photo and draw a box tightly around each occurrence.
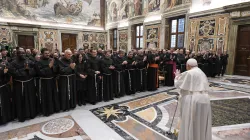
[60,32,78,52]
[13,31,38,49]
[59,30,79,53]
[227,19,250,75]
[233,24,250,76]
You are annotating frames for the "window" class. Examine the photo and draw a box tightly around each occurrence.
[113,29,117,49]
[135,24,143,49]
[170,18,185,49]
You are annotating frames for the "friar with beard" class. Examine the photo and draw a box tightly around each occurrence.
[0,54,12,124]
[8,47,37,122]
[58,49,77,111]
[135,49,148,92]
[86,49,102,104]
[36,48,60,116]
[100,51,115,101]
[113,50,127,97]
[124,51,136,95]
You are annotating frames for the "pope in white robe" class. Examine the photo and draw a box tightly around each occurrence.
[174,58,212,140]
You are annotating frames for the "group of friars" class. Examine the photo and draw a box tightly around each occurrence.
[0,47,227,129]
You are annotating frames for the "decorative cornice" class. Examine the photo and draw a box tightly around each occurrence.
[162,6,189,18]
[163,2,190,15]
[188,7,225,18]
[223,2,250,12]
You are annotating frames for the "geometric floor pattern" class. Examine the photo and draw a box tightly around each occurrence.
[91,76,250,140]
[0,116,90,140]
[0,75,249,140]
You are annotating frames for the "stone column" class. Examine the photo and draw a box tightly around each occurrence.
[184,14,189,50]
[107,30,111,49]
[160,18,166,49]
[128,25,132,51]
[227,23,238,75]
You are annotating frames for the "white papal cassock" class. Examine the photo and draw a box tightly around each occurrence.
[175,65,212,140]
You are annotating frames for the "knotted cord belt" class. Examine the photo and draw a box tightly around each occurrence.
[94,74,98,98]
[60,74,75,100]
[0,84,7,116]
[14,78,34,96]
[115,70,123,93]
[126,69,135,91]
[39,77,54,104]
[139,68,146,87]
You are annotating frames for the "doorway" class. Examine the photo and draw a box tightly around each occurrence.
[18,35,35,50]
[234,25,250,76]
[61,33,77,52]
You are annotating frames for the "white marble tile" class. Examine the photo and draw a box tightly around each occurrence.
[0,87,173,139]
[71,110,124,140]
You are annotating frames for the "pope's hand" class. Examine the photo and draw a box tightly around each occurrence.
[175,69,181,77]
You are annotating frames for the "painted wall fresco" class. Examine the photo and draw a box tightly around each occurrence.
[107,0,187,23]
[187,14,229,52]
[191,0,250,13]
[39,29,59,52]
[80,32,107,50]
[0,26,12,47]
[0,0,101,26]
[118,30,128,51]
[145,24,160,48]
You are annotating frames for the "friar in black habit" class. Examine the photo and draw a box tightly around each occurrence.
[100,50,115,101]
[221,51,229,76]
[135,49,148,92]
[36,48,60,116]
[177,49,186,73]
[124,51,136,95]
[58,49,77,111]
[8,47,37,122]
[113,50,127,97]
[0,56,12,124]
[86,49,102,104]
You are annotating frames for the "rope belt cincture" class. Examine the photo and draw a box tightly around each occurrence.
[60,74,75,100]
[14,78,34,96]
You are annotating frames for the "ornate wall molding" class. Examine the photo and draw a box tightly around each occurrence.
[186,13,230,53]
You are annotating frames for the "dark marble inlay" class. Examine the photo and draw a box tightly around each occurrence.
[225,79,250,86]
[211,98,250,127]
[28,135,44,140]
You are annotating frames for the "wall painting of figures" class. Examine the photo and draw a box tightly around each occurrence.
[0,0,103,27]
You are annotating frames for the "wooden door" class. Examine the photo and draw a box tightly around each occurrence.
[234,25,250,76]
[18,35,34,50]
[61,34,77,52]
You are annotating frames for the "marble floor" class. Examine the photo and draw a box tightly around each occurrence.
[0,75,249,140]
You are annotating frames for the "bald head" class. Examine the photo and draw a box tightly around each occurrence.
[64,49,72,60]
[186,58,198,70]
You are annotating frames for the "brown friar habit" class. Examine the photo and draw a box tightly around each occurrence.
[36,57,60,116]
[9,59,37,122]
[113,55,126,97]
[58,57,76,111]
[124,56,136,95]
[100,57,114,101]
[0,63,12,124]
[135,54,147,92]
[86,56,101,104]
